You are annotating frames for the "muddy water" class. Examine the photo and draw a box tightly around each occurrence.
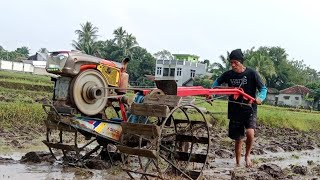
[204,149,320,179]
[1,149,320,179]
[0,152,128,180]
[2,124,320,179]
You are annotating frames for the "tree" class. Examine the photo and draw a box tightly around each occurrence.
[72,21,99,55]
[123,33,138,58]
[128,47,156,81]
[15,46,30,58]
[306,81,320,110]
[211,52,231,80]
[113,27,127,48]
[194,75,212,88]
[264,47,290,89]
[244,48,276,84]
[153,49,174,60]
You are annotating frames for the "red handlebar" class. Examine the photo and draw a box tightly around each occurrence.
[143,86,256,104]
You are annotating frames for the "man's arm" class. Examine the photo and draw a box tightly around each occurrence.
[211,71,228,88]
[211,79,220,88]
[256,86,267,104]
[254,71,268,104]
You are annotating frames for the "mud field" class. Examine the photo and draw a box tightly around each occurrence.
[1,124,320,180]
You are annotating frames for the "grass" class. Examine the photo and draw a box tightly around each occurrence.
[196,98,320,132]
[0,70,52,84]
[258,105,320,131]
[0,87,51,103]
[0,70,319,133]
[0,102,46,131]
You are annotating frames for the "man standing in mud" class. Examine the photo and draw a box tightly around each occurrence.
[211,49,267,167]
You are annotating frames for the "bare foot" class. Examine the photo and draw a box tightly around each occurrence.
[245,156,253,168]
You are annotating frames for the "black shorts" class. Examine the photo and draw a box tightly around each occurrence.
[228,110,257,140]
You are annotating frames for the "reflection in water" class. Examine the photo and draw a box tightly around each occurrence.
[1,149,320,179]
[0,153,127,180]
[204,148,320,178]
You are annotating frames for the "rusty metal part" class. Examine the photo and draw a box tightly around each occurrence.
[117,94,210,180]
[42,103,123,165]
[70,69,108,116]
[155,80,178,95]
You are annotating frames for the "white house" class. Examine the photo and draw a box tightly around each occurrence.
[277,85,312,108]
[155,54,206,86]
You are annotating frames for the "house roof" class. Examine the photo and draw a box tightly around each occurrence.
[279,85,311,95]
[27,52,47,61]
[268,88,279,94]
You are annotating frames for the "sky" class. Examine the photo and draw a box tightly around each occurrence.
[0,0,320,71]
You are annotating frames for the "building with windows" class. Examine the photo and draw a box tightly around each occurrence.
[155,54,206,86]
[277,85,312,108]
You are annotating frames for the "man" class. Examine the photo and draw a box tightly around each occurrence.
[212,49,267,167]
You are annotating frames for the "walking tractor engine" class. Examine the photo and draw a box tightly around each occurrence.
[42,51,256,180]
[45,51,129,117]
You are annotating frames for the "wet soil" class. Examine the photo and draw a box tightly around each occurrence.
[1,124,320,179]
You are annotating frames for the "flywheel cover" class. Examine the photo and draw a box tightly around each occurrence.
[70,69,108,116]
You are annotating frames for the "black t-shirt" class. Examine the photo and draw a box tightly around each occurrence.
[216,68,264,119]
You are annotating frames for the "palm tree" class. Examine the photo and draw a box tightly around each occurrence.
[113,27,127,48]
[123,33,138,57]
[72,21,99,55]
[211,52,231,80]
[245,53,276,84]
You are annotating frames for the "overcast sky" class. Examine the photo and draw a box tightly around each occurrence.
[0,0,319,70]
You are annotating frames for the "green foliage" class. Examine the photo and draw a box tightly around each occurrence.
[244,47,276,83]
[306,81,320,109]
[72,21,99,55]
[210,46,320,91]
[129,47,156,81]
[306,81,320,98]
[153,49,174,60]
[15,46,30,57]
[0,46,31,61]
[193,76,213,88]
[211,52,231,80]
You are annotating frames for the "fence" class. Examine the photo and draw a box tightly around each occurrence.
[0,59,52,76]
[0,60,34,73]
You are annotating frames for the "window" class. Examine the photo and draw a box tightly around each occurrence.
[283,96,290,100]
[156,67,162,75]
[170,68,175,76]
[163,68,176,76]
[163,68,169,76]
[177,68,182,76]
[190,70,196,78]
[295,97,299,100]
